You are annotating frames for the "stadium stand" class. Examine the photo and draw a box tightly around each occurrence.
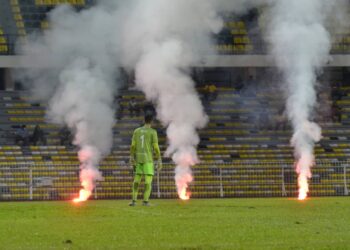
[217,20,255,54]
[0,2,347,55]
[0,76,349,200]
[216,10,262,54]
[216,8,350,55]
[12,0,89,34]
[0,2,349,201]
[10,0,26,37]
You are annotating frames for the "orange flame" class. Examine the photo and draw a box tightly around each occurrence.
[297,174,308,200]
[295,157,313,201]
[72,179,93,203]
[175,170,192,200]
[73,189,92,203]
[179,187,190,200]
[298,192,307,201]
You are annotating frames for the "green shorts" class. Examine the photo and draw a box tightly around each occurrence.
[135,162,154,176]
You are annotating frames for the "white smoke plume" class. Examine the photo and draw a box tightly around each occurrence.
[118,0,277,199]
[119,0,226,199]
[265,0,349,199]
[16,0,348,202]
[115,0,348,200]
[16,4,120,202]
[16,0,255,201]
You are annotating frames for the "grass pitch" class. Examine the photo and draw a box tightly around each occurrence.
[0,198,349,250]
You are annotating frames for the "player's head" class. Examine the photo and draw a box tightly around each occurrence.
[144,112,154,124]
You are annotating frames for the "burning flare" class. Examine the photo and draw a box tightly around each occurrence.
[297,175,308,200]
[291,122,320,200]
[174,164,193,200]
[295,155,313,200]
[73,180,93,203]
[173,149,196,200]
[178,184,191,200]
[72,146,102,203]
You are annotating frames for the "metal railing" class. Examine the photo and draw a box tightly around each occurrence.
[0,160,348,201]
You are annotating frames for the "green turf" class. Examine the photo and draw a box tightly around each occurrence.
[0,197,349,250]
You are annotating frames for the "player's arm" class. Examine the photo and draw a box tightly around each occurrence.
[152,130,162,170]
[129,131,136,169]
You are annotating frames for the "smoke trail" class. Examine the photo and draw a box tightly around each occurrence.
[15,0,258,202]
[120,0,224,199]
[16,0,347,202]
[119,0,270,199]
[265,0,348,199]
[16,4,119,202]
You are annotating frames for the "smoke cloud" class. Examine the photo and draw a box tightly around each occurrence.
[16,4,120,202]
[119,0,225,199]
[16,0,348,201]
[16,0,225,200]
[265,0,349,199]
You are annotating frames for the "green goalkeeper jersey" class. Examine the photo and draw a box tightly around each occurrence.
[130,125,160,164]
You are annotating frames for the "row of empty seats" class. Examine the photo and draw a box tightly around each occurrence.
[35,0,86,5]
[0,84,349,163]
[0,28,9,54]
[9,0,91,35]
[217,20,257,54]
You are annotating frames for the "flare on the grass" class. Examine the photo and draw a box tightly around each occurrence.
[175,166,193,200]
[291,121,320,200]
[172,148,198,200]
[297,175,308,200]
[73,146,103,203]
[73,182,92,203]
[73,168,101,203]
[295,155,313,200]
[264,0,344,199]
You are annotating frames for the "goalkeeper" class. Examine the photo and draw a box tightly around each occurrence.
[129,113,162,206]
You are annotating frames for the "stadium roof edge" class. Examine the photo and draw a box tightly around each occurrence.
[0,55,349,68]
[200,55,350,67]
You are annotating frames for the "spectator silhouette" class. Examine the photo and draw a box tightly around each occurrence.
[31,125,46,146]
[116,96,124,120]
[208,84,217,101]
[332,104,342,123]
[59,127,72,146]
[15,125,29,146]
[275,108,288,131]
[244,75,256,97]
[203,83,217,101]
[203,84,210,101]
[128,97,140,117]
[234,76,244,93]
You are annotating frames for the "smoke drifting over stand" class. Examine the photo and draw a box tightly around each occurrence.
[265,0,349,200]
[16,4,119,202]
[120,0,224,199]
[17,0,226,200]
[15,0,350,201]
[119,0,280,199]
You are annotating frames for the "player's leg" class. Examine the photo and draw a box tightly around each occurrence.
[143,174,153,205]
[142,162,154,205]
[130,174,142,206]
